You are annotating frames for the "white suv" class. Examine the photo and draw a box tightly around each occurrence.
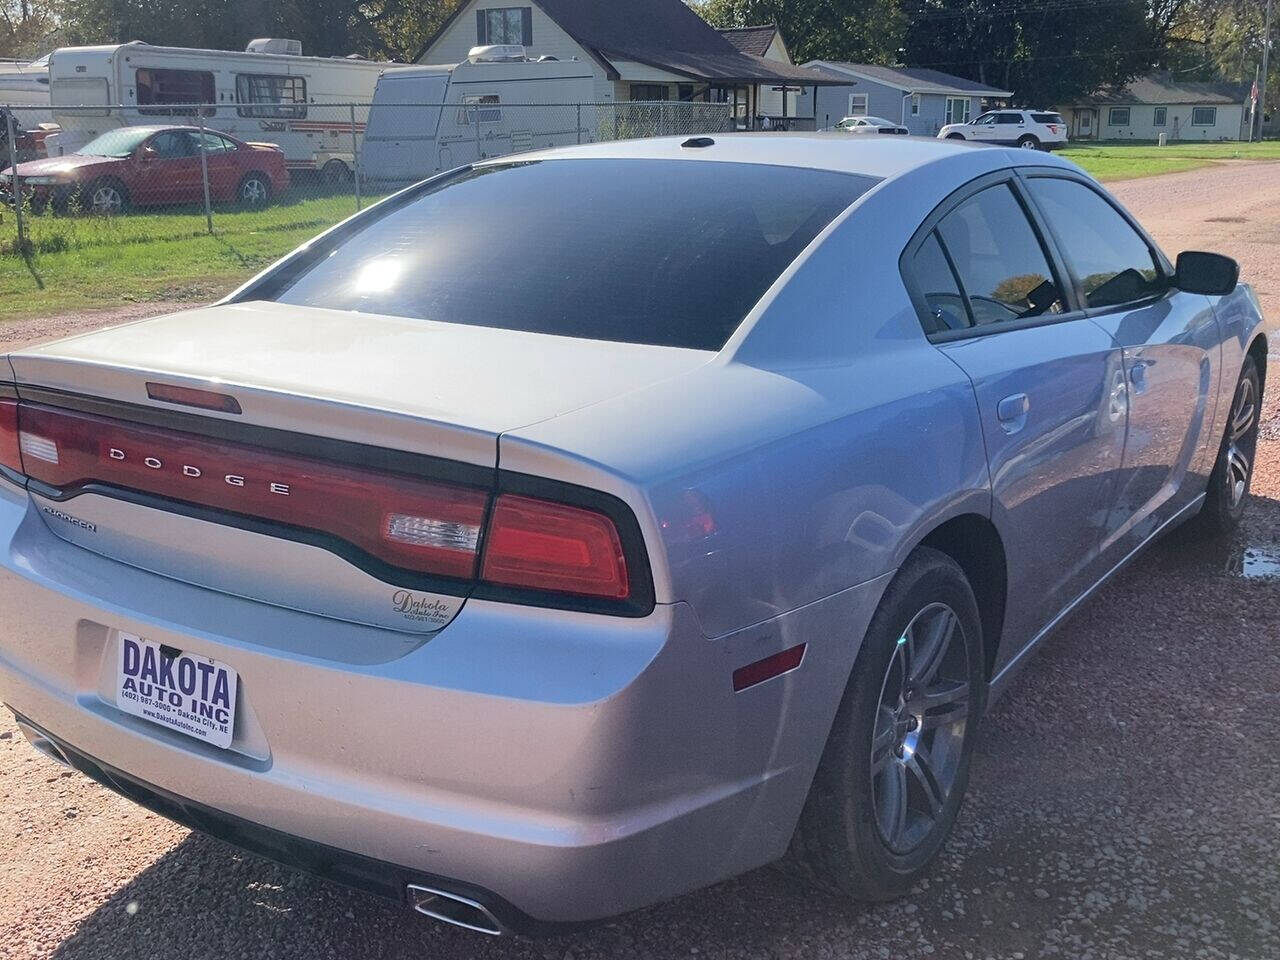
[937,109,1067,150]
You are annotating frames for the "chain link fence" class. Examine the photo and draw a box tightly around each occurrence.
[2,100,730,259]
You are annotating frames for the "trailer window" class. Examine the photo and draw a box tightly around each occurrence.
[458,95,501,124]
[264,158,879,350]
[236,74,308,119]
[136,68,215,115]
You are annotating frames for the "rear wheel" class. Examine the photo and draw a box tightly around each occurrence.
[1195,355,1261,534]
[787,548,985,899]
[321,159,352,186]
[237,172,272,208]
[81,177,128,215]
[1016,135,1041,150]
[946,133,965,140]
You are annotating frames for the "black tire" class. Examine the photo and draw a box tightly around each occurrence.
[236,172,272,208]
[1194,354,1261,534]
[1016,135,1041,150]
[946,133,965,140]
[80,177,129,215]
[321,159,352,186]
[786,547,986,900]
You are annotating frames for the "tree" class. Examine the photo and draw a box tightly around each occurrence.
[1,0,61,59]
[59,0,462,60]
[695,0,905,65]
[900,0,1159,107]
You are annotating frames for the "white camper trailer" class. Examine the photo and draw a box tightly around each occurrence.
[0,56,53,124]
[362,46,595,183]
[45,40,389,178]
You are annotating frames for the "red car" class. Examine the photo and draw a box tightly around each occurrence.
[1,125,289,214]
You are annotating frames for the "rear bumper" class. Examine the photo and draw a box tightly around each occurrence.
[0,476,885,923]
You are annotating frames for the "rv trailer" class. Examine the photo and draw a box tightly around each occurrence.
[45,39,390,178]
[362,46,596,184]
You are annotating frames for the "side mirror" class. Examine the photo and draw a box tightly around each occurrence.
[138,145,157,161]
[1175,251,1238,296]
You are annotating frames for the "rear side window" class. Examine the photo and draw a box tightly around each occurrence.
[934,184,1065,328]
[996,113,1022,124]
[911,233,968,333]
[1025,178,1165,309]
[1031,113,1063,124]
[266,159,876,350]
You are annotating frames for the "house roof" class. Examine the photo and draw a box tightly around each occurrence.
[804,61,1014,98]
[419,0,846,86]
[1067,73,1247,106]
[717,25,778,58]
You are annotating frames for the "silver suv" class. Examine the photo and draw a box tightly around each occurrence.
[938,109,1067,150]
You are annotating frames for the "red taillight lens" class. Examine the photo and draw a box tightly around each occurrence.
[18,404,489,579]
[0,399,20,474]
[481,493,629,599]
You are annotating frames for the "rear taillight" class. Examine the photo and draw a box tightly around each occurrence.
[482,494,629,599]
[14,402,645,608]
[0,399,20,474]
[18,404,489,580]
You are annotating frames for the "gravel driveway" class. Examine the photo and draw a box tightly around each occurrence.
[3,163,1279,960]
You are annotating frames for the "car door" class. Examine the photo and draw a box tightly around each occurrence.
[991,112,1025,144]
[132,130,202,205]
[1021,173,1222,558]
[902,174,1127,667]
[966,112,998,141]
[195,132,240,200]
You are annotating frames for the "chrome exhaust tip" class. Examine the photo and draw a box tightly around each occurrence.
[14,718,71,767]
[407,883,504,936]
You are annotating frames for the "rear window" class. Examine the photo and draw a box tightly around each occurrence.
[1031,113,1064,124]
[265,159,876,350]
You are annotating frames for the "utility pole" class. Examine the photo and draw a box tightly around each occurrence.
[1262,0,1274,140]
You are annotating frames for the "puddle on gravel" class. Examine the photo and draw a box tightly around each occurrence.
[1154,532,1280,579]
[1234,546,1280,578]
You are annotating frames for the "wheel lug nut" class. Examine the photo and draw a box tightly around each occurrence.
[907,716,919,732]
[894,744,904,758]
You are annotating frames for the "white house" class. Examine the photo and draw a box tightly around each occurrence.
[416,0,846,130]
[1060,74,1249,141]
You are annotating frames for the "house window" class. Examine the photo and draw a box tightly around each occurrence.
[1153,106,1167,126]
[945,97,970,124]
[911,94,920,116]
[458,94,501,124]
[630,84,669,102]
[848,93,868,116]
[1108,107,1130,126]
[476,7,532,46]
[235,74,307,119]
[1191,106,1217,126]
[135,68,215,115]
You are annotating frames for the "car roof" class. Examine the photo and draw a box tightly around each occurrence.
[484,131,1079,180]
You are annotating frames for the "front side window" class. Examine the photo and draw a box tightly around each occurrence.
[945,97,970,124]
[136,68,214,115]
[1153,106,1167,126]
[1191,106,1217,126]
[478,7,531,46]
[148,130,198,159]
[935,183,1065,328]
[972,112,996,125]
[1026,177,1165,309]
[264,159,878,350]
[995,112,1021,124]
[1108,107,1130,126]
[458,94,501,123]
[236,74,307,119]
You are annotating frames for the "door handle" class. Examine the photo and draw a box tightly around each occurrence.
[996,393,1030,434]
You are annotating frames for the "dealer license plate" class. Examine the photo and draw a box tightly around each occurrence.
[115,633,238,749]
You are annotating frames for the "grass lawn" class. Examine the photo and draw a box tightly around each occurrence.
[1061,140,1280,181]
[1,192,374,321]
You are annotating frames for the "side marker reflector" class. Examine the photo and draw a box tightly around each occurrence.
[732,643,806,692]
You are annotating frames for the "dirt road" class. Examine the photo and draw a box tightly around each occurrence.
[2,163,1279,959]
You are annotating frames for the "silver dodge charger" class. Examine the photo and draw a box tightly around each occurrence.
[0,134,1269,935]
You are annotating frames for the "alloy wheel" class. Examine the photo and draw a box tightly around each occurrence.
[1226,375,1257,509]
[241,178,268,205]
[870,602,972,855]
[90,185,123,214]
